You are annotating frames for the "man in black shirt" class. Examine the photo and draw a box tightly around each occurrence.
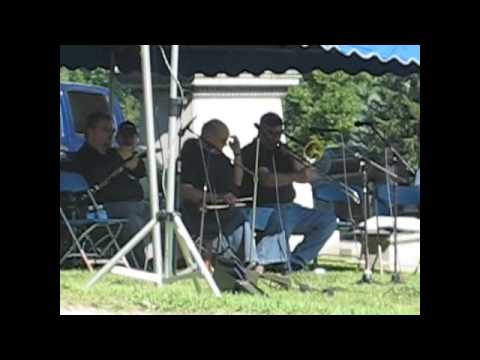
[71,113,148,268]
[241,113,337,272]
[180,120,260,270]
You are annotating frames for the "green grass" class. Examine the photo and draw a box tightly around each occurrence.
[60,258,420,315]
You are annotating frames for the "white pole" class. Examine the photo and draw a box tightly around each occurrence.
[140,45,163,286]
[164,45,180,278]
[86,218,158,288]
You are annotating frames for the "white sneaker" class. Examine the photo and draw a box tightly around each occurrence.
[313,267,327,275]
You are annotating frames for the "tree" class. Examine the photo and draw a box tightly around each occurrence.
[284,71,368,153]
[284,70,420,175]
[60,67,142,126]
[353,73,420,169]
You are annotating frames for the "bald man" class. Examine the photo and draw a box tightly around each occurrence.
[180,120,260,269]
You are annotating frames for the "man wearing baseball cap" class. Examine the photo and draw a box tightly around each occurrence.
[101,121,150,268]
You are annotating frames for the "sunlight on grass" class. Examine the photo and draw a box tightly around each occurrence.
[60,258,420,315]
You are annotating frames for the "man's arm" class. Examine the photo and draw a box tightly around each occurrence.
[233,154,243,188]
[280,145,306,172]
[181,184,237,207]
[129,158,147,178]
[230,136,243,188]
[258,166,317,188]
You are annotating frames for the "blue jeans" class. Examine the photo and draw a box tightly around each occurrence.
[104,201,150,269]
[212,221,259,265]
[241,208,289,266]
[262,203,337,270]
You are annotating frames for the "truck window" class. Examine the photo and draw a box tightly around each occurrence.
[67,91,111,134]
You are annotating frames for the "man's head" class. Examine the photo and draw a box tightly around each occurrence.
[201,119,230,151]
[85,112,114,154]
[117,121,139,148]
[259,112,283,149]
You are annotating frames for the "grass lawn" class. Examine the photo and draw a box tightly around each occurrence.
[60,257,420,315]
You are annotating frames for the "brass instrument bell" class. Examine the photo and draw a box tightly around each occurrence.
[303,138,326,163]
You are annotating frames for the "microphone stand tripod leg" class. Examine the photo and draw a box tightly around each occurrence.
[391,168,403,284]
[359,161,373,284]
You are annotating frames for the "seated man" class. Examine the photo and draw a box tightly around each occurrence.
[71,113,148,269]
[180,119,261,271]
[241,113,338,272]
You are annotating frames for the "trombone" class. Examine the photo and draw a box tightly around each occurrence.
[278,133,361,205]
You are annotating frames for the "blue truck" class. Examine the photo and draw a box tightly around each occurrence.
[60,82,126,155]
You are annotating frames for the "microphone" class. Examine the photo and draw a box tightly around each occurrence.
[354,121,374,128]
[254,123,260,130]
[179,116,197,137]
[309,127,341,133]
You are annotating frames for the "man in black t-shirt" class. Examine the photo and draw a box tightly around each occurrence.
[180,120,260,269]
[71,113,148,268]
[241,113,338,272]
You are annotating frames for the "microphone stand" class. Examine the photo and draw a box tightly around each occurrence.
[369,125,416,179]
[366,123,409,283]
[353,153,405,284]
[391,151,402,283]
[359,157,372,283]
[173,117,196,274]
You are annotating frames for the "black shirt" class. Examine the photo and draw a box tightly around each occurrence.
[181,138,235,196]
[241,139,296,205]
[180,138,243,240]
[71,143,146,203]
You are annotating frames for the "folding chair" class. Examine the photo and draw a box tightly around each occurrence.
[60,171,131,271]
[359,184,420,274]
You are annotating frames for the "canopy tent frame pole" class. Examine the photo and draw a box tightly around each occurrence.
[164,45,179,278]
[87,45,164,288]
[86,45,221,296]
[141,45,163,285]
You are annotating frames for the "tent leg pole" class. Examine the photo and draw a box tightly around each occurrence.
[140,45,163,286]
[164,45,180,278]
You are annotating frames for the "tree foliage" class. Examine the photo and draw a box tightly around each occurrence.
[284,71,420,171]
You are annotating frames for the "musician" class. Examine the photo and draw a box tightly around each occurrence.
[71,114,148,268]
[109,121,147,201]
[240,113,338,272]
[180,119,261,271]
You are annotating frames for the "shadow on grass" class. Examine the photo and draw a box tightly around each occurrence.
[310,264,358,273]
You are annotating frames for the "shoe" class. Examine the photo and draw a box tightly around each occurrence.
[290,262,305,272]
[264,263,290,274]
[246,263,264,274]
[313,267,327,275]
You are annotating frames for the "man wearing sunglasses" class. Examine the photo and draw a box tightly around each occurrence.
[241,113,338,273]
[71,114,148,269]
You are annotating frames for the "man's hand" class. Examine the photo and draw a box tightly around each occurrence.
[118,147,140,171]
[294,167,319,184]
[229,136,241,156]
[222,193,238,206]
[206,192,237,205]
[125,155,140,171]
